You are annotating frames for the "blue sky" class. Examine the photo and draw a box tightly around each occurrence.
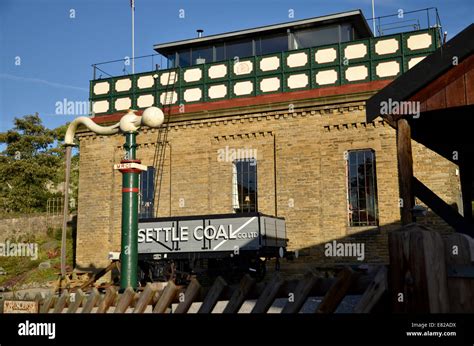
[0,0,472,132]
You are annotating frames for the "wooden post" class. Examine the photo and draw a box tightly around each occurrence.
[198,276,227,314]
[53,292,69,313]
[389,225,449,312]
[40,295,56,313]
[153,281,178,313]
[97,286,117,313]
[223,274,255,313]
[114,287,135,313]
[34,293,43,311]
[353,266,388,313]
[316,267,353,314]
[458,154,473,223]
[174,278,201,314]
[281,272,318,314]
[133,283,158,313]
[67,289,85,313]
[397,118,414,225]
[60,146,72,279]
[252,273,283,313]
[444,233,474,312]
[81,288,100,313]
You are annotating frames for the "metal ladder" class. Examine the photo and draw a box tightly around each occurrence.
[152,68,178,217]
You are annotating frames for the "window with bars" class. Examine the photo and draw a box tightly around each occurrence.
[232,160,258,213]
[139,166,155,219]
[346,149,379,227]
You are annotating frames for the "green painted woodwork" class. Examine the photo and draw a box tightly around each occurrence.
[90,28,439,115]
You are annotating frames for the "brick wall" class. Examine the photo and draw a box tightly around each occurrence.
[75,95,459,271]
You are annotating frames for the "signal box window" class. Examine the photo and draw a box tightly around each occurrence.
[346,150,379,226]
[232,160,258,213]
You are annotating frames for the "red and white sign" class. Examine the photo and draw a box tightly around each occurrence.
[113,163,147,171]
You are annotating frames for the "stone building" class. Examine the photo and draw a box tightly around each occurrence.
[76,10,459,273]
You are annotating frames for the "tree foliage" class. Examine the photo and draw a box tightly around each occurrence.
[0,113,79,215]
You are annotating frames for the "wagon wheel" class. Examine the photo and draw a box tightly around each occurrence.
[255,258,267,281]
[248,258,267,281]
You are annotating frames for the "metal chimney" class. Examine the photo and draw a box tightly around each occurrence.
[197,29,203,38]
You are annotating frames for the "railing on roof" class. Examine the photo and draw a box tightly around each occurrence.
[91,7,442,80]
[366,7,442,39]
[92,53,169,80]
[90,27,440,116]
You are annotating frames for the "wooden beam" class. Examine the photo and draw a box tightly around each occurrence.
[81,288,100,313]
[252,273,284,313]
[397,118,415,225]
[133,283,158,313]
[78,261,117,290]
[153,281,178,313]
[34,293,43,311]
[174,278,201,314]
[97,286,117,313]
[131,292,140,309]
[413,177,471,234]
[223,274,255,313]
[281,272,318,314]
[114,287,135,313]
[193,270,372,303]
[198,276,227,313]
[316,267,354,314]
[67,289,85,313]
[53,292,69,313]
[40,295,56,313]
[353,266,388,313]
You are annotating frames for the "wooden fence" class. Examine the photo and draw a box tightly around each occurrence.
[2,224,472,314]
[5,266,384,314]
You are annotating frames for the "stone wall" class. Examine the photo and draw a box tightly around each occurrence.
[75,93,460,271]
[0,214,65,242]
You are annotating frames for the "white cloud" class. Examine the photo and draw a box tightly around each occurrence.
[0,73,88,92]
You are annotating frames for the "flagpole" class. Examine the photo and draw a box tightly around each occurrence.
[132,0,135,74]
[371,0,376,37]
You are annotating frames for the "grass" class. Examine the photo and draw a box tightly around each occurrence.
[0,227,74,289]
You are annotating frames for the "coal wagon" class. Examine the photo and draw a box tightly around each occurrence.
[137,213,287,283]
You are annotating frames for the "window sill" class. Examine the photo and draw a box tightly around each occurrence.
[346,225,380,236]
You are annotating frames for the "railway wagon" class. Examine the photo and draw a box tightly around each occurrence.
[137,213,287,283]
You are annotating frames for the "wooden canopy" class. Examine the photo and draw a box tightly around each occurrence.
[366,23,474,235]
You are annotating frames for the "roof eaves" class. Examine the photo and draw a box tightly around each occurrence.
[153,9,366,53]
[366,23,474,123]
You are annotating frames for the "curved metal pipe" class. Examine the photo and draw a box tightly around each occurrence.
[64,116,120,146]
